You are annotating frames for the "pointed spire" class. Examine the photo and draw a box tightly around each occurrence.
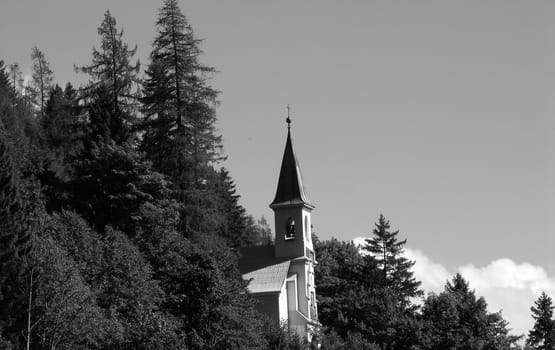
[270,111,313,209]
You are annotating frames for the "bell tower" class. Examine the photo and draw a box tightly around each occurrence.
[268,110,319,338]
[269,114,315,261]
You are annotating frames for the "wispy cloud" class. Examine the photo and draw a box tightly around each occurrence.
[350,237,554,338]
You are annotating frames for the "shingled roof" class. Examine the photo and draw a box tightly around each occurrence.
[270,128,313,208]
[239,245,291,294]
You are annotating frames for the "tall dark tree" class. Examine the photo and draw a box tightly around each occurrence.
[527,292,555,350]
[363,214,423,306]
[77,10,140,144]
[141,0,221,172]
[141,1,223,228]
[30,46,54,119]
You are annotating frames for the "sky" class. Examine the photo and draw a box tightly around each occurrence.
[2,0,555,338]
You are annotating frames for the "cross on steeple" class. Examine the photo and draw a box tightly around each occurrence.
[286,104,291,129]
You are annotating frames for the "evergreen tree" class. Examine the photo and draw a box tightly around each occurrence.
[77,10,140,144]
[134,204,266,349]
[421,273,521,350]
[363,214,423,305]
[314,237,368,338]
[527,292,555,350]
[141,0,221,178]
[315,234,425,349]
[69,141,169,235]
[212,167,253,247]
[30,46,54,119]
[39,83,86,211]
[42,83,84,159]
[141,0,224,236]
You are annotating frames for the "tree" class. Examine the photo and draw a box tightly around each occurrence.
[314,234,425,349]
[0,132,22,266]
[0,61,38,163]
[363,214,423,306]
[211,167,254,247]
[134,203,266,349]
[141,0,222,187]
[527,292,555,350]
[30,47,54,119]
[45,211,180,348]
[243,215,273,246]
[69,141,169,236]
[421,274,521,350]
[175,235,267,350]
[7,63,22,96]
[77,10,140,144]
[22,235,106,350]
[314,237,367,338]
[0,131,26,348]
[42,83,84,159]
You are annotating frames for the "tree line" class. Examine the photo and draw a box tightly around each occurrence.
[314,215,552,349]
[0,1,552,349]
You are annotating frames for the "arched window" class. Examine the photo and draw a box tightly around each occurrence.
[285,217,295,239]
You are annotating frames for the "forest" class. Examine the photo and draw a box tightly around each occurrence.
[0,0,554,349]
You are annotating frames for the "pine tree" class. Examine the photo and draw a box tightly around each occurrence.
[30,46,54,119]
[77,10,140,144]
[42,83,84,161]
[69,141,169,235]
[422,273,521,349]
[141,0,222,183]
[213,168,251,247]
[363,214,423,304]
[141,0,224,236]
[528,292,555,350]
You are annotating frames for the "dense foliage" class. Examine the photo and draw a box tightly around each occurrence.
[0,1,545,349]
[314,216,524,350]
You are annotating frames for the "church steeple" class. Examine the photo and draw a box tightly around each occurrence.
[270,112,315,260]
[270,116,314,209]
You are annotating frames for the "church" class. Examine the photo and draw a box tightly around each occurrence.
[238,117,319,342]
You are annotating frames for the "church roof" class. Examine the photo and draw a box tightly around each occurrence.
[270,126,313,209]
[239,245,291,294]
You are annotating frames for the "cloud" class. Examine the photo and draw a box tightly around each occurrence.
[457,259,555,337]
[404,247,450,293]
[349,237,555,338]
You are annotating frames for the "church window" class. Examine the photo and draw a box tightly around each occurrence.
[304,216,309,240]
[285,217,295,239]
